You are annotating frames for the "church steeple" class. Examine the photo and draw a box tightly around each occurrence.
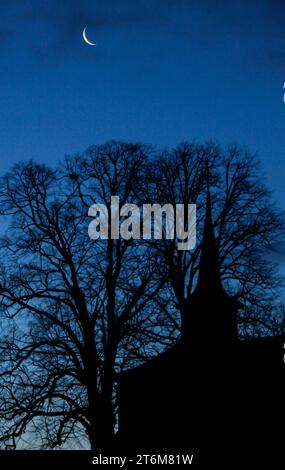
[194,188,224,296]
[182,182,240,350]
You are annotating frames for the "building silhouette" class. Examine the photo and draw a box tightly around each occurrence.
[117,189,285,464]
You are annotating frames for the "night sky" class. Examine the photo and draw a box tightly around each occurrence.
[0,0,285,206]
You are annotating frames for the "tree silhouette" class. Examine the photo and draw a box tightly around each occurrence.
[143,142,285,338]
[0,141,170,449]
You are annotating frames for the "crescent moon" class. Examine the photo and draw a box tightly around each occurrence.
[83,27,96,46]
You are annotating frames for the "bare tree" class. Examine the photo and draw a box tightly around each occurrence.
[143,142,285,337]
[0,141,169,450]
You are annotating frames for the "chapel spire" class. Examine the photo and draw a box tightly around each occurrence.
[194,187,224,296]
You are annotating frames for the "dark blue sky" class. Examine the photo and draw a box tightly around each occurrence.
[1,0,285,205]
